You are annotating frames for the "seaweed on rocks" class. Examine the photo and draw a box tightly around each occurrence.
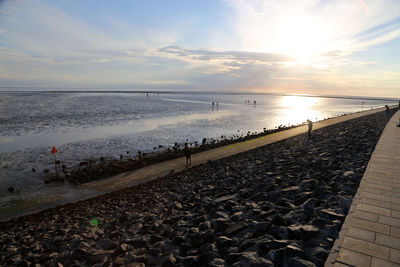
[0,110,394,266]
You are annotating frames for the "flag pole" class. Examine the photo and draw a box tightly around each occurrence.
[51,146,58,179]
[54,153,58,179]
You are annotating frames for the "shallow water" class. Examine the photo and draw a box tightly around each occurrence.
[0,91,396,217]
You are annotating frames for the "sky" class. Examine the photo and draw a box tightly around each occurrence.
[0,0,399,97]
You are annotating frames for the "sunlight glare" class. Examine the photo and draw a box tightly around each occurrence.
[281,95,317,109]
[276,16,333,60]
[279,95,321,126]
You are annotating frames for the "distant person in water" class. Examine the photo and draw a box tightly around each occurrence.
[184,145,191,166]
[398,102,400,127]
[385,105,390,122]
[307,119,313,137]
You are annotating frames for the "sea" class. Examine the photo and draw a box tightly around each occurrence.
[0,91,397,219]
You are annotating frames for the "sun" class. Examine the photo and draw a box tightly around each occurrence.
[275,16,333,60]
[242,12,336,62]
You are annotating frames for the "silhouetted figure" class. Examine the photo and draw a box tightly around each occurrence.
[307,119,313,137]
[385,105,390,122]
[202,138,207,146]
[216,102,219,107]
[184,145,191,166]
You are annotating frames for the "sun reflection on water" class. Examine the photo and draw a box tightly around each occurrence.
[278,95,322,126]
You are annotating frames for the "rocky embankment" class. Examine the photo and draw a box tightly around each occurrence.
[47,125,297,185]
[0,111,392,266]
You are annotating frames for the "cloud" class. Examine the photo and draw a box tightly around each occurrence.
[0,0,177,63]
[0,0,399,97]
[152,46,294,78]
[226,0,400,57]
[354,28,400,50]
[158,46,292,62]
[90,58,110,63]
[0,0,18,14]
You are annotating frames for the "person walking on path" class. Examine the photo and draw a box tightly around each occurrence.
[307,119,313,137]
[385,105,390,122]
[184,145,191,166]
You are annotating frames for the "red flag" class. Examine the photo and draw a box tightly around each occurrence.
[51,146,58,154]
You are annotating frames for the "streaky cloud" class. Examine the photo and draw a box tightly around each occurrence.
[159,46,293,63]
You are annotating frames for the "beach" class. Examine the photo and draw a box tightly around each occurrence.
[0,109,393,266]
[0,92,395,213]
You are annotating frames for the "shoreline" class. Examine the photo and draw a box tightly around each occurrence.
[40,105,393,185]
[0,106,396,222]
[0,109,397,266]
[55,119,308,185]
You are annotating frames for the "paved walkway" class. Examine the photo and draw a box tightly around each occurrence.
[326,110,400,267]
[81,106,389,193]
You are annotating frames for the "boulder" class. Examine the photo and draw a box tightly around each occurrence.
[124,238,148,248]
[96,239,118,250]
[161,253,176,267]
[209,258,225,267]
[215,194,237,203]
[319,209,345,220]
[268,189,282,202]
[225,222,248,236]
[287,257,316,267]
[239,252,274,267]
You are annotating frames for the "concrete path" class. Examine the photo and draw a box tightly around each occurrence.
[81,106,390,194]
[326,110,400,267]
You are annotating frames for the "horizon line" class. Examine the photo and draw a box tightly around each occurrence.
[0,88,398,102]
